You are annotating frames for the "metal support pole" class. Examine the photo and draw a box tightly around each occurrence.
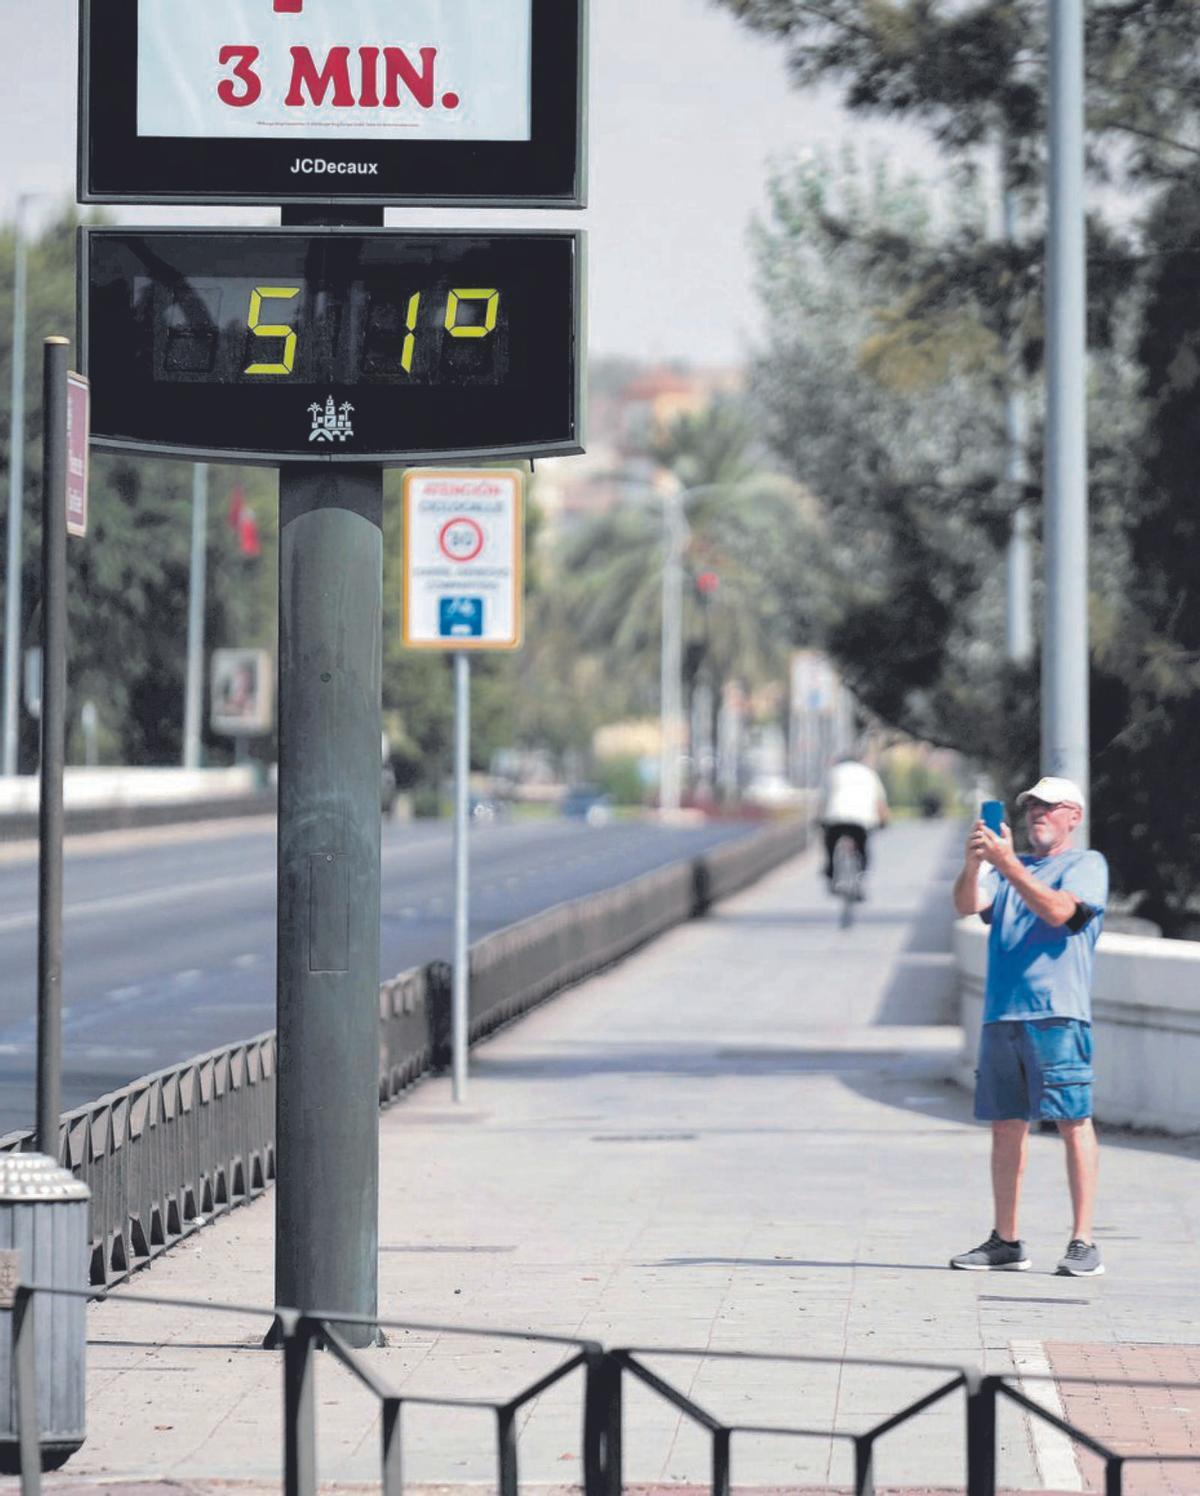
[380,1398,403,1495]
[280,1313,317,1496]
[965,1375,997,1496]
[183,464,208,769]
[711,1429,732,1496]
[36,337,68,1159]
[275,464,381,1347]
[1001,161,1034,666]
[659,489,683,814]
[452,651,470,1103]
[1043,0,1090,840]
[3,204,29,778]
[13,1287,41,1495]
[496,1407,519,1496]
[1006,504,1034,664]
[853,1436,875,1496]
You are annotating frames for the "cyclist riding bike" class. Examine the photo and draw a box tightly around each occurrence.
[819,753,890,897]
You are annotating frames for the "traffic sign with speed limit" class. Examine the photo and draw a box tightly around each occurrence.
[402,469,523,649]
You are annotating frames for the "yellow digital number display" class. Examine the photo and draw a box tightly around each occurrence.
[445,290,500,339]
[241,285,499,378]
[402,292,421,374]
[244,285,300,375]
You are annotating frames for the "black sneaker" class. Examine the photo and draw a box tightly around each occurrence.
[950,1230,1031,1271]
[1057,1238,1104,1276]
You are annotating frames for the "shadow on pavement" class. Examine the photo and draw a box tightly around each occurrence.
[472,1044,956,1082]
[649,1256,952,1273]
[713,907,912,928]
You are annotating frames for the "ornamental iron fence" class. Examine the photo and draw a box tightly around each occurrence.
[4,1282,1198,1496]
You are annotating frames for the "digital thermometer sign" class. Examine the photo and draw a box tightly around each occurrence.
[79,228,585,465]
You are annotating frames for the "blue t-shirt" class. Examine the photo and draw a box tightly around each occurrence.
[980,849,1108,1023]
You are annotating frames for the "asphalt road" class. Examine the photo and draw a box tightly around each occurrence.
[0,813,755,1136]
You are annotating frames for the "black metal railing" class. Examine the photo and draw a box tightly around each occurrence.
[609,1346,968,1496]
[8,1283,606,1496]
[0,818,808,1290]
[5,1283,1198,1496]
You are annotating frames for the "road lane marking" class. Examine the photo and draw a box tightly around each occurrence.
[0,867,273,935]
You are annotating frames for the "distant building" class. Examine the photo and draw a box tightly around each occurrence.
[534,362,744,540]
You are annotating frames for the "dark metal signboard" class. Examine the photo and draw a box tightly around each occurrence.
[79,0,587,207]
[79,227,585,465]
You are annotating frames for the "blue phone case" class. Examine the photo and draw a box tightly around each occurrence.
[981,800,1005,835]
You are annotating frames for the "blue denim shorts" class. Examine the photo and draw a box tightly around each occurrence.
[974,1018,1093,1122]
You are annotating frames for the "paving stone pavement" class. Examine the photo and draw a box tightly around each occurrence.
[39,819,1200,1493]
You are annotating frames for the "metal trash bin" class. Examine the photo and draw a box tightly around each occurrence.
[0,1152,90,1472]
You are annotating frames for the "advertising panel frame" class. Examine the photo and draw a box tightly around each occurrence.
[210,647,274,737]
[79,0,587,208]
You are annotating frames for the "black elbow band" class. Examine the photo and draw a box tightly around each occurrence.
[1065,902,1097,933]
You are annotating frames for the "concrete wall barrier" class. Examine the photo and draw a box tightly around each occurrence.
[0,768,274,841]
[955,919,1200,1134]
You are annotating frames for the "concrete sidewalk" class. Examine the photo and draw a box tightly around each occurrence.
[48,819,1200,1493]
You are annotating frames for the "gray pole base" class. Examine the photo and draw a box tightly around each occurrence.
[273,465,383,1349]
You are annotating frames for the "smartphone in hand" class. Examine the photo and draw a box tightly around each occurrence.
[981,800,1006,836]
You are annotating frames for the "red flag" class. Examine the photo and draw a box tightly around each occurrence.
[227,485,246,532]
[238,507,262,559]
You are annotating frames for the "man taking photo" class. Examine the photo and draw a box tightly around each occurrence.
[950,776,1108,1276]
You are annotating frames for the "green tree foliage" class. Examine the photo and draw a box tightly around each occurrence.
[1091,179,1200,934]
[557,400,827,738]
[714,0,1200,930]
[0,206,278,769]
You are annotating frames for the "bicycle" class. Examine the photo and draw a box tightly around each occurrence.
[830,833,864,928]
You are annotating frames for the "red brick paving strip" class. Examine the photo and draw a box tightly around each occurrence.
[49,1478,1092,1493]
[1046,1342,1200,1496]
[38,1487,1084,1495]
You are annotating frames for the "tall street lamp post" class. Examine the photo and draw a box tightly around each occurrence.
[3,195,32,778]
[1043,0,1090,842]
[659,484,686,814]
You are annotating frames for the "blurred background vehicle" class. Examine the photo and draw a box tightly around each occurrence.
[560,783,614,827]
[469,795,508,822]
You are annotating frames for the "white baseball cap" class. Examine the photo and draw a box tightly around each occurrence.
[1016,776,1086,811]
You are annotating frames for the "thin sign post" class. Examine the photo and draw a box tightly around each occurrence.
[66,372,90,538]
[402,469,525,1100]
[37,339,70,1158]
[452,651,471,1103]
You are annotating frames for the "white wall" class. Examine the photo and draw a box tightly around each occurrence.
[0,767,263,814]
[955,920,1200,1135]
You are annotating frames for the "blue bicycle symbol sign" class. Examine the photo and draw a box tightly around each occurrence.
[439,597,484,638]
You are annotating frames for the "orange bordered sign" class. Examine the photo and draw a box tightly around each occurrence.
[402,470,523,651]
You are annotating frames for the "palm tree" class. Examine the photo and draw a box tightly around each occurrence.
[557,400,827,792]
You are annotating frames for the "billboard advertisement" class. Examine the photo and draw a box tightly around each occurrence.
[137,0,533,143]
[211,648,274,736]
